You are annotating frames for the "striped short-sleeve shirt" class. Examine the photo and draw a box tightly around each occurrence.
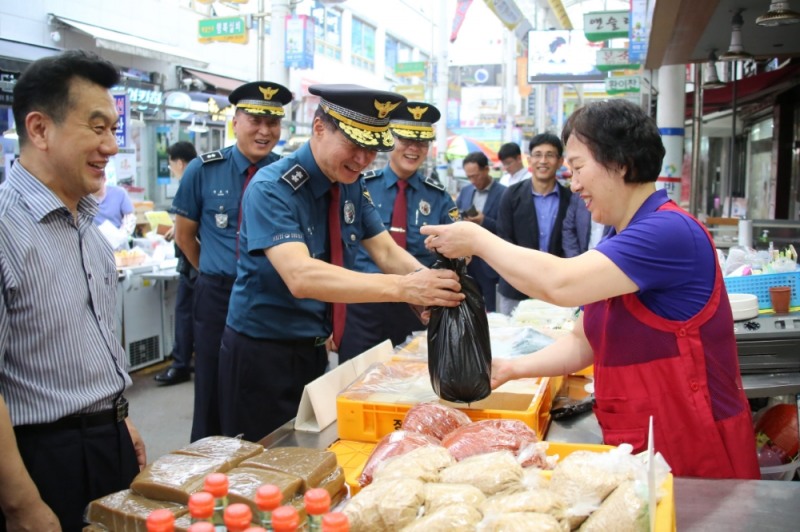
[0,162,130,425]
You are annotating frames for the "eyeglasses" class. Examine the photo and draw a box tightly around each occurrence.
[530,151,560,160]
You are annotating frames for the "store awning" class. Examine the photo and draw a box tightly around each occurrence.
[685,63,800,115]
[50,14,208,69]
[181,67,246,94]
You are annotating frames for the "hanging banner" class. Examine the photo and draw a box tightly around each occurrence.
[629,0,652,63]
[657,127,685,203]
[112,91,129,148]
[198,16,248,44]
[285,15,314,69]
[483,0,524,31]
[584,11,630,42]
[450,0,474,42]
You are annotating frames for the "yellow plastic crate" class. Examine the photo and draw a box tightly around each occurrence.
[336,376,562,443]
[328,439,675,531]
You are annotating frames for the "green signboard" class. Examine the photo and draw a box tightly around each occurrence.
[199,16,248,44]
[395,61,427,77]
[584,11,629,42]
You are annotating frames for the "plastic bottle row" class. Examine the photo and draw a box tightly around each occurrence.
[144,472,349,531]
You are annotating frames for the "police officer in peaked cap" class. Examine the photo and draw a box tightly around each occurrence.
[338,101,461,362]
[171,80,291,441]
[219,85,464,442]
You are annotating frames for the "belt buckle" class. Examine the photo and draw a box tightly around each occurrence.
[115,396,129,423]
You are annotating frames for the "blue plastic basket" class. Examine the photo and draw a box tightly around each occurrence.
[723,271,800,310]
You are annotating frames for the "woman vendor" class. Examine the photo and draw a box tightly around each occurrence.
[421,99,760,479]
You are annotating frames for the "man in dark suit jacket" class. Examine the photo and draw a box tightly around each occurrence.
[456,151,506,312]
[497,133,571,315]
[562,191,612,257]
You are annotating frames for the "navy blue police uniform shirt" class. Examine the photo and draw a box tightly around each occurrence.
[172,145,278,278]
[354,167,458,273]
[226,142,385,339]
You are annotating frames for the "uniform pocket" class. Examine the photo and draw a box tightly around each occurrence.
[593,401,655,453]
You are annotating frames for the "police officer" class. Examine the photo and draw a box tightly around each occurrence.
[172,81,292,441]
[338,102,458,362]
[219,84,464,442]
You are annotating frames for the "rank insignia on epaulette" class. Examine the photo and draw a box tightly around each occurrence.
[424,175,445,191]
[363,188,374,205]
[201,151,223,164]
[361,169,381,180]
[448,206,460,222]
[281,164,310,190]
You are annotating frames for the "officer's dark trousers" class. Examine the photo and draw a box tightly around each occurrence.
[1,420,139,532]
[218,326,328,442]
[191,273,234,442]
[338,302,425,363]
[169,273,195,371]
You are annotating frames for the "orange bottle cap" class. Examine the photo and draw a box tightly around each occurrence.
[271,505,300,531]
[188,491,215,519]
[224,503,253,529]
[304,488,331,515]
[146,508,175,531]
[322,512,349,532]
[203,472,229,497]
[255,484,283,510]
[187,523,215,532]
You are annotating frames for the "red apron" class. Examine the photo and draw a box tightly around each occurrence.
[584,201,760,479]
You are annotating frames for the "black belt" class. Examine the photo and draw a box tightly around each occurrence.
[14,397,129,433]
[270,337,328,347]
[199,273,236,289]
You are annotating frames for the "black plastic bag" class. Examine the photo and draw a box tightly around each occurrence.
[427,254,492,403]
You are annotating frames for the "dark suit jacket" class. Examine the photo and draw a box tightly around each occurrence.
[562,192,612,258]
[497,180,572,300]
[456,181,506,308]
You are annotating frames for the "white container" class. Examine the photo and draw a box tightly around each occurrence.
[728,293,759,321]
[738,219,753,248]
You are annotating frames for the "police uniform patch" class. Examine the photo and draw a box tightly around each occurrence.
[418,199,431,216]
[343,201,356,224]
[361,169,382,180]
[281,164,310,191]
[201,151,223,164]
[448,206,460,222]
[424,175,445,191]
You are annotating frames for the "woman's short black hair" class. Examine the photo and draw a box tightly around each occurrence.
[562,99,665,184]
[13,50,119,146]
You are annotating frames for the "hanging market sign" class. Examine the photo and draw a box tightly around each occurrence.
[596,48,640,72]
[395,84,426,100]
[198,16,248,44]
[584,11,629,42]
[605,75,640,95]
[395,61,427,77]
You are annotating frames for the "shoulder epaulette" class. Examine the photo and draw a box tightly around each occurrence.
[281,164,310,191]
[200,151,224,164]
[361,169,382,180]
[424,175,445,191]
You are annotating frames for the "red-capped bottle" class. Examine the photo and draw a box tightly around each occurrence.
[321,512,349,532]
[146,508,175,532]
[304,488,331,532]
[188,491,215,523]
[255,484,283,530]
[187,523,216,532]
[203,472,229,531]
[223,503,253,532]
[271,505,300,532]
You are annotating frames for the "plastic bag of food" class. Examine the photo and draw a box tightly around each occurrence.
[427,255,492,403]
[401,402,473,440]
[358,430,442,487]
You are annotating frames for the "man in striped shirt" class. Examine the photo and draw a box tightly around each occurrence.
[0,50,145,531]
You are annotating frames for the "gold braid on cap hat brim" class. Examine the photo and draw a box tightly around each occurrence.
[390,121,435,140]
[237,101,285,116]
[320,100,391,132]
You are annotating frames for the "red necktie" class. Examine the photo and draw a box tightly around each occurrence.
[328,184,346,348]
[236,164,257,257]
[390,179,408,248]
